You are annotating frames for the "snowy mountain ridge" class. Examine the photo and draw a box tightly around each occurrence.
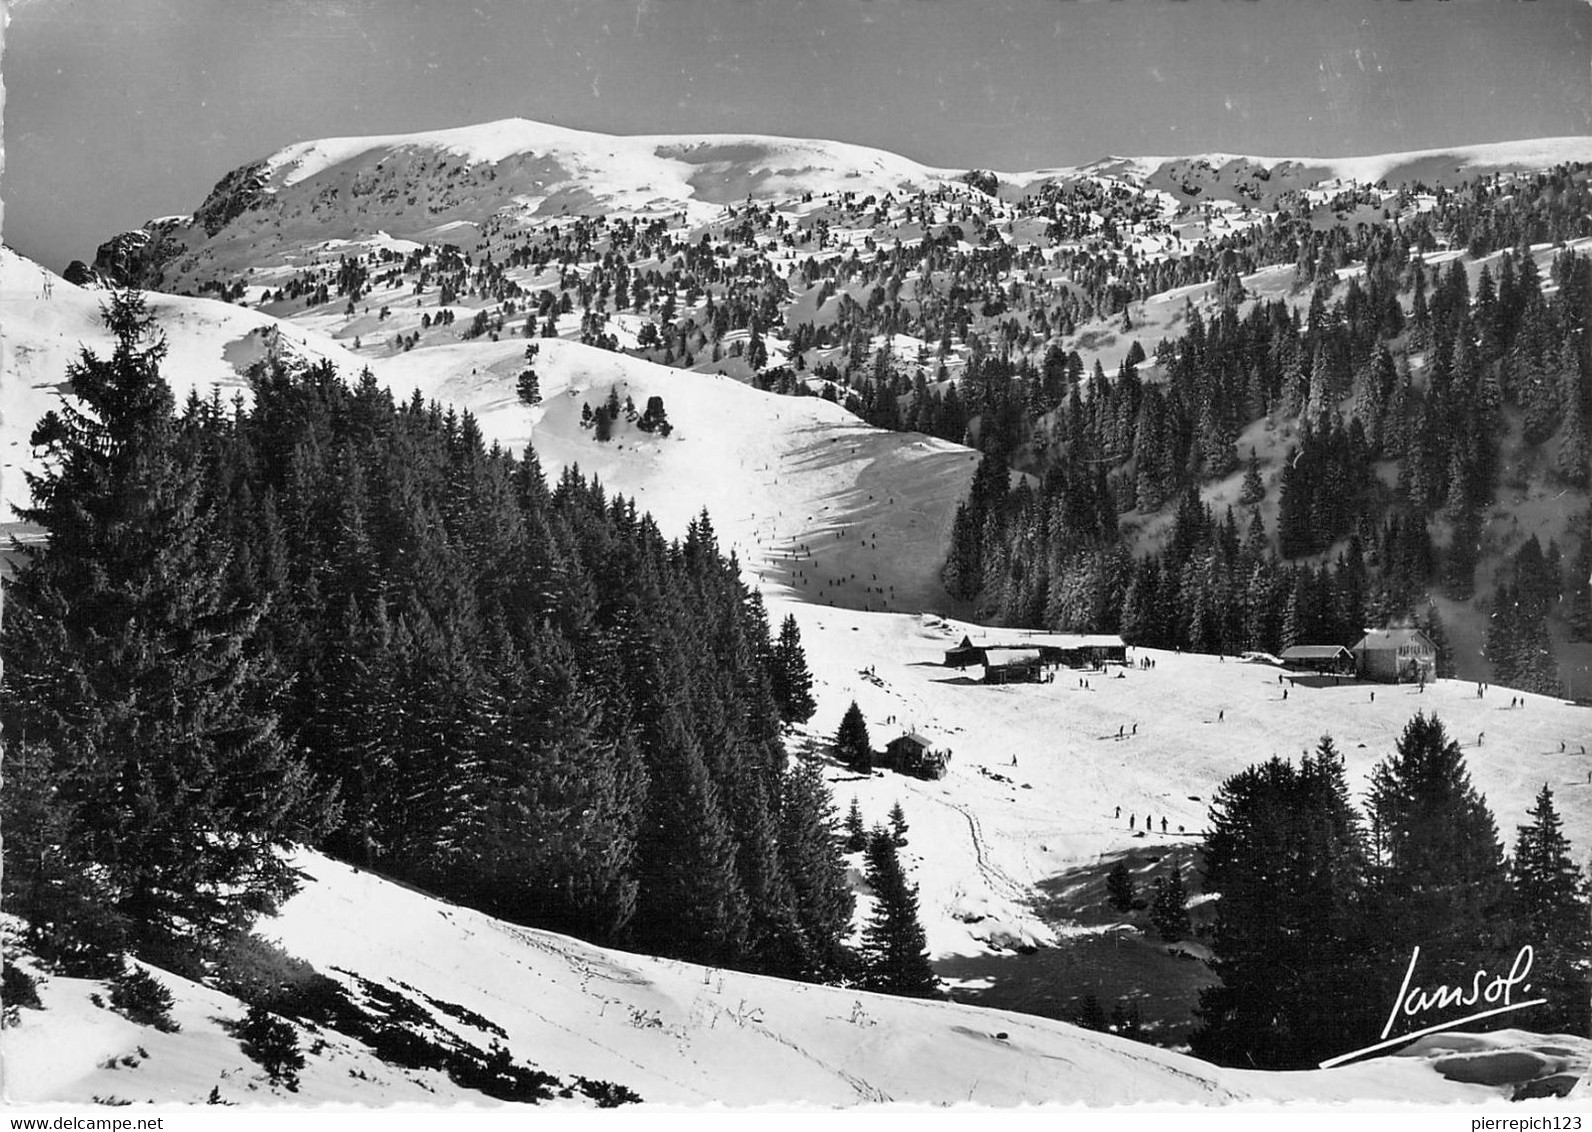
[83,116,1592,292]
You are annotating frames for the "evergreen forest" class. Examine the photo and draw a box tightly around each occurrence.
[1,293,864,986]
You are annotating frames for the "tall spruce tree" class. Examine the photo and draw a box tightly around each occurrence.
[770,614,817,723]
[1238,448,1265,505]
[843,796,868,852]
[776,760,857,981]
[1193,738,1373,1068]
[2,292,325,968]
[859,828,940,999]
[834,701,873,770]
[1507,785,1591,1033]
[1367,713,1509,976]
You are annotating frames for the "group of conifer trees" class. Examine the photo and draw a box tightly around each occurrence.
[2,293,858,985]
[940,243,1592,684]
[1194,713,1589,1070]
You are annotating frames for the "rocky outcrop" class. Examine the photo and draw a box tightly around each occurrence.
[193,160,271,236]
[89,218,190,289]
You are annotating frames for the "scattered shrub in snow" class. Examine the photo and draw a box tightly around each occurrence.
[1075,994,1108,1032]
[1149,863,1191,943]
[214,932,355,1030]
[1106,860,1136,913]
[2,959,42,1026]
[572,1076,643,1107]
[110,965,179,1033]
[451,1038,558,1103]
[238,1004,305,1090]
[1111,999,1145,1041]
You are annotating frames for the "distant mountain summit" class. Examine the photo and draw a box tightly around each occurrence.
[84,118,969,289]
[84,116,1592,291]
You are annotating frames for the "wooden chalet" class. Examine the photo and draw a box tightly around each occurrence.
[1279,644,1354,675]
[943,635,986,668]
[982,647,1043,684]
[943,632,1125,672]
[1352,628,1437,684]
[1049,634,1127,667]
[882,732,951,780]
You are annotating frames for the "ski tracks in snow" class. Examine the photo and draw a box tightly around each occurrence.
[932,793,1033,912]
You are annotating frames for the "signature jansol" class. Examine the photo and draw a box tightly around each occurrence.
[1318,944,1547,1069]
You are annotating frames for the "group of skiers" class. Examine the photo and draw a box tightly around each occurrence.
[1115,805,1177,835]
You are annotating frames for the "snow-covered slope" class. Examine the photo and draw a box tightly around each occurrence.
[4,849,1559,1109]
[259,117,962,209]
[370,334,980,615]
[2,246,979,610]
[771,606,1592,965]
[1026,136,1592,196]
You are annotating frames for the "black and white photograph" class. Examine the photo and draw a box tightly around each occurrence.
[2,0,1591,1121]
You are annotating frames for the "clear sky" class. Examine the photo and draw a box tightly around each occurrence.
[5,0,1592,271]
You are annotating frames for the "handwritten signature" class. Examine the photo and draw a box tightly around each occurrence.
[1318,945,1547,1069]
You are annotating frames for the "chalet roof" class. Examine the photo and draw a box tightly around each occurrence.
[1353,629,1435,652]
[1280,645,1352,660]
[1058,635,1126,649]
[891,732,935,750]
[983,648,1041,667]
[1009,633,1124,649]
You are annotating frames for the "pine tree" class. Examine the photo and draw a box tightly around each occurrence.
[516,343,542,405]
[1420,606,1457,679]
[1554,393,1589,486]
[1106,861,1136,912]
[770,614,817,723]
[1508,785,1591,1033]
[637,396,672,436]
[843,796,867,853]
[1368,713,1509,968]
[0,740,125,973]
[1149,863,1191,942]
[858,829,940,999]
[1238,448,1265,505]
[776,761,856,980]
[632,709,749,962]
[1193,739,1373,1069]
[2,292,325,967]
[466,629,640,939]
[888,801,909,846]
[1076,995,1109,1032]
[1567,538,1592,643]
[834,701,873,770]
[1521,343,1564,445]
